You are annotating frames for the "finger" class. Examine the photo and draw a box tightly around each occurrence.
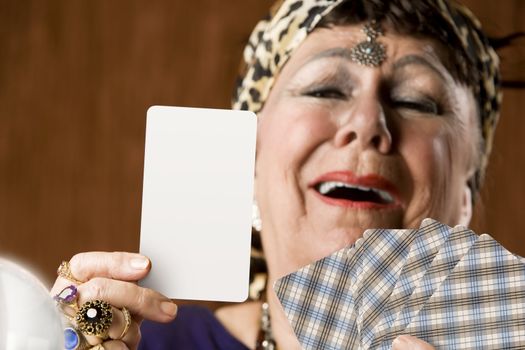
[69,252,151,282]
[107,307,140,345]
[392,335,436,350]
[84,323,140,350]
[51,266,86,297]
[51,275,89,296]
[77,277,177,322]
[119,319,141,349]
[95,340,130,350]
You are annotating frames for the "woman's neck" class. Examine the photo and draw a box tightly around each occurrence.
[266,284,303,350]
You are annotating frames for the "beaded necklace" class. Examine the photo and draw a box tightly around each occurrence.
[255,301,277,350]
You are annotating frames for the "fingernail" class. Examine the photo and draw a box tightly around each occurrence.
[393,335,406,347]
[393,335,430,350]
[130,257,149,270]
[161,301,178,317]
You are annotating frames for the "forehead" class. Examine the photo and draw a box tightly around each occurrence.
[262,23,479,146]
[278,24,452,80]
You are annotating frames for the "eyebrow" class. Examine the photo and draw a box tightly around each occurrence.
[307,47,353,63]
[307,48,446,81]
[392,55,446,81]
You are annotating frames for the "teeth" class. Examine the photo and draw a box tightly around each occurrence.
[318,181,372,194]
[371,188,394,203]
[318,181,352,194]
[317,181,394,203]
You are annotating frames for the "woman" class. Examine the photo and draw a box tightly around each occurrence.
[51,0,502,349]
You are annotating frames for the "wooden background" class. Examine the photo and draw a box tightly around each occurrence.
[0,0,524,287]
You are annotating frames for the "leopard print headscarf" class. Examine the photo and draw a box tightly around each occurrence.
[233,0,501,195]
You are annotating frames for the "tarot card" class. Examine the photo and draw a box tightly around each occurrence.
[139,106,256,302]
[366,219,451,348]
[376,225,479,348]
[350,228,419,348]
[276,219,525,350]
[274,247,355,349]
[402,234,525,349]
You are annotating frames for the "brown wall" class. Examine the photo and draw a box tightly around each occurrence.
[0,0,524,286]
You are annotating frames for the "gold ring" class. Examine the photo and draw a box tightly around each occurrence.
[76,300,113,339]
[63,326,90,350]
[57,261,83,284]
[117,307,132,340]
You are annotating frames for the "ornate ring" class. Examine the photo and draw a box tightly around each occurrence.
[64,326,88,350]
[75,300,113,339]
[117,306,132,340]
[57,261,83,284]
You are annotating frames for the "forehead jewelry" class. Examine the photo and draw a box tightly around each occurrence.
[350,20,386,67]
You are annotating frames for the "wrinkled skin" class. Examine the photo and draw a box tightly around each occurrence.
[256,25,477,282]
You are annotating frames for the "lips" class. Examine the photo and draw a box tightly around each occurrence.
[309,171,401,209]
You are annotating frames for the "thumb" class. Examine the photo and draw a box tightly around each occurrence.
[392,335,436,350]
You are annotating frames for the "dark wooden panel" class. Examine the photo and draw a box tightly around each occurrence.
[0,0,270,284]
[0,1,523,286]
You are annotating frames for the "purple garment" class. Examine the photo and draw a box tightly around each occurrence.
[139,305,249,350]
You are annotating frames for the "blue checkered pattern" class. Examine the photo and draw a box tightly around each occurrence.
[367,219,451,348]
[352,228,418,348]
[275,219,525,349]
[399,234,525,349]
[275,248,355,349]
[375,225,479,347]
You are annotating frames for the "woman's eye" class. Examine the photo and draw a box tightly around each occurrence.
[304,87,346,100]
[393,100,440,115]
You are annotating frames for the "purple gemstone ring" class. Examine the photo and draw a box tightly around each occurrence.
[54,285,79,305]
[54,285,80,319]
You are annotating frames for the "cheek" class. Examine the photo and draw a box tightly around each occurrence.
[257,103,335,171]
[403,130,450,182]
[400,122,453,209]
[399,120,468,222]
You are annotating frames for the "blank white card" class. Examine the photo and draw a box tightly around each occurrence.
[139,106,256,302]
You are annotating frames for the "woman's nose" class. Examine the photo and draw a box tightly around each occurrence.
[333,95,392,154]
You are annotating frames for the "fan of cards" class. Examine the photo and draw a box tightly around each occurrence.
[274,219,525,349]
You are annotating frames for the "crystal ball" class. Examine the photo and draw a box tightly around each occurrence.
[0,258,63,349]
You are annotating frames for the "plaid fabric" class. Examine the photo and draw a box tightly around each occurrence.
[275,219,525,350]
[274,247,355,349]
[351,228,418,348]
[376,225,479,347]
[401,234,525,349]
[367,219,451,348]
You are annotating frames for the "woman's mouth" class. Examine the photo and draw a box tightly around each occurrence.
[310,171,401,209]
[316,181,394,203]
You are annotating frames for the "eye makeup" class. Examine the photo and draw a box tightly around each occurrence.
[288,63,356,100]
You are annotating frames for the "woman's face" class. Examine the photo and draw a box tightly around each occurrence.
[255,24,479,278]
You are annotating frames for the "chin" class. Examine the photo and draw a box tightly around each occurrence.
[300,226,364,263]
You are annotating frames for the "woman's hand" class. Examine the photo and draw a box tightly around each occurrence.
[51,252,177,350]
[392,335,436,350]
